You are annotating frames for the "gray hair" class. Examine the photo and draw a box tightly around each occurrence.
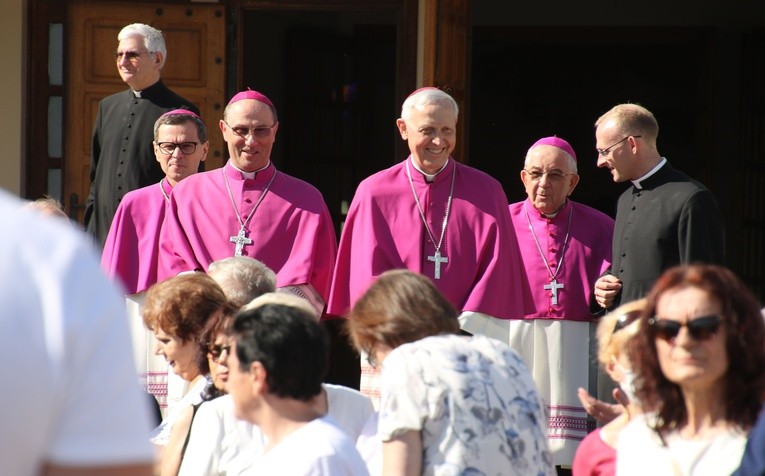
[207,257,277,307]
[118,23,167,68]
[400,88,459,121]
[524,148,578,174]
[153,113,208,143]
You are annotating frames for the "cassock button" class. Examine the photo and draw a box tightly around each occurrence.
[619,268,624,273]
[549,261,556,268]
[130,112,135,116]
[636,192,641,197]
[549,232,555,237]
[549,248,557,253]
[631,206,636,210]
[127,124,132,128]
[124,136,129,140]
[120,160,124,164]
[121,148,126,152]
[245,198,252,203]
[117,186,122,190]
[622,252,626,257]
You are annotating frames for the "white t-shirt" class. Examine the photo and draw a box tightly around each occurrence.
[150,375,207,446]
[0,192,154,475]
[240,416,369,476]
[378,334,555,476]
[617,413,747,476]
[179,383,374,475]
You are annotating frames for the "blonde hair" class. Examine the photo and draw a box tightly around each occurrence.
[596,298,646,366]
[242,291,316,318]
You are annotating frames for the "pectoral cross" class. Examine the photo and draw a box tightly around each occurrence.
[427,250,448,280]
[544,279,564,305]
[229,228,253,257]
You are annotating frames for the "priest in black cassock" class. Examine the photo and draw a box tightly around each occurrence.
[592,103,725,311]
[85,23,199,248]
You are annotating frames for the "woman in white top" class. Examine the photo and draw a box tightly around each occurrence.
[346,269,554,476]
[616,264,765,476]
[142,273,234,475]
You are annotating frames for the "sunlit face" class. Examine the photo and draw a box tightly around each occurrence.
[219,99,279,172]
[224,341,257,423]
[521,145,579,215]
[595,119,637,183]
[654,286,728,392]
[396,103,457,174]
[154,123,208,186]
[207,334,231,392]
[115,35,161,91]
[154,327,201,382]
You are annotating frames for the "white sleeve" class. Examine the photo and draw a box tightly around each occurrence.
[376,349,427,441]
[178,401,223,476]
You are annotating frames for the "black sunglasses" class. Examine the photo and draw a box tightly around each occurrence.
[648,315,722,342]
[206,343,231,359]
[613,309,643,333]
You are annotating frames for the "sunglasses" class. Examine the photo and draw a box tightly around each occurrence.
[206,343,231,359]
[648,315,722,342]
[613,309,643,333]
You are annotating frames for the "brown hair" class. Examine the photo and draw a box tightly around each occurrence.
[346,269,460,354]
[629,264,765,433]
[144,273,233,374]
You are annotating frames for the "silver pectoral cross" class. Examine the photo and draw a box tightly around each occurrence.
[427,250,448,280]
[229,228,253,257]
[544,279,564,305]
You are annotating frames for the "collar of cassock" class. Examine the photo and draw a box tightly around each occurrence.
[410,157,450,183]
[631,157,667,190]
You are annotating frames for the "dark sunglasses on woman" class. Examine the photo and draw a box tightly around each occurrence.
[648,315,722,342]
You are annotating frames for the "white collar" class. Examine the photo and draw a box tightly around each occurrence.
[230,160,271,179]
[409,157,450,183]
[632,157,667,189]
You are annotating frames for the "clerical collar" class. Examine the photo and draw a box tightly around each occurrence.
[534,198,568,219]
[632,157,667,190]
[230,160,271,180]
[409,157,450,183]
[133,90,141,98]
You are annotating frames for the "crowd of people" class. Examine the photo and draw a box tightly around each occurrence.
[7,21,764,476]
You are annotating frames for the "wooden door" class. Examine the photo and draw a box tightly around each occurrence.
[422,0,470,162]
[64,1,226,223]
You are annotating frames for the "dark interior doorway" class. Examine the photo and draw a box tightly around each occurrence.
[242,10,398,234]
[470,27,714,218]
[240,9,399,389]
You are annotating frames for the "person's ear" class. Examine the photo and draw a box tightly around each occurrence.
[396,118,408,140]
[567,173,580,196]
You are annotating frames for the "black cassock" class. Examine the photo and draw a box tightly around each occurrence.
[609,161,725,307]
[84,79,198,247]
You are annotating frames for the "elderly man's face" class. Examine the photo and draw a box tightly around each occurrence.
[521,145,579,215]
[154,122,208,186]
[396,103,457,175]
[219,99,278,173]
[115,35,162,91]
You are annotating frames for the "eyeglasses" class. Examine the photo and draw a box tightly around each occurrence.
[206,343,231,360]
[648,315,722,342]
[224,121,276,140]
[524,170,573,182]
[596,135,642,157]
[156,142,199,155]
[613,309,643,334]
[114,50,152,62]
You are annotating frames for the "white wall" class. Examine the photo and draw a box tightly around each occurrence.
[0,0,23,195]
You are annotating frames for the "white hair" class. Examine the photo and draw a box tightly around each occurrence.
[118,23,167,68]
[400,88,459,120]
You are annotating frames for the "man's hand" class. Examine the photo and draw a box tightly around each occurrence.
[577,387,628,424]
[594,274,622,309]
